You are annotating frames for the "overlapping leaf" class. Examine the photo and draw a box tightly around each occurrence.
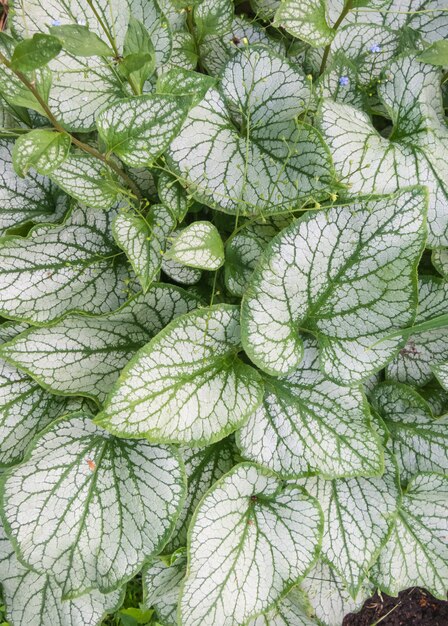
[180,463,323,626]
[320,55,448,247]
[0,522,124,626]
[372,382,448,480]
[165,437,240,553]
[372,473,448,599]
[11,0,172,130]
[0,284,199,405]
[0,205,135,324]
[143,551,187,626]
[113,205,176,292]
[237,337,383,478]
[0,139,69,235]
[165,221,224,270]
[97,305,263,445]
[386,277,448,387]
[299,452,399,596]
[168,46,334,216]
[1,414,186,598]
[241,188,426,383]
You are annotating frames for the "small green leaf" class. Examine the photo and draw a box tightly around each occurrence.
[96,95,188,167]
[157,171,190,222]
[96,305,263,446]
[418,40,448,66]
[122,17,156,93]
[10,34,62,71]
[49,24,114,57]
[165,221,224,270]
[119,607,154,625]
[274,0,335,47]
[12,130,71,177]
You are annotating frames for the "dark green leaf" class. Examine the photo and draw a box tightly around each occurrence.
[10,34,61,71]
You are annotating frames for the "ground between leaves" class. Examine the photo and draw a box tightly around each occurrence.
[344,587,448,626]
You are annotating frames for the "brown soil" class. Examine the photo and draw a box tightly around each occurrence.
[343,588,448,626]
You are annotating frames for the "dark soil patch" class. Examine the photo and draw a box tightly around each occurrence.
[343,588,448,626]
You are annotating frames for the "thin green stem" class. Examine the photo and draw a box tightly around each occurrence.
[319,0,354,75]
[0,51,142,201]
[84,0,139,95]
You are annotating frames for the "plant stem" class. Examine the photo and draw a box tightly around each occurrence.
[319,0,354,75]
[84,0,139,95]
[0,51,142,201]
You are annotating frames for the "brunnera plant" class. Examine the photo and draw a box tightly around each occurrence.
[0,0,447,625]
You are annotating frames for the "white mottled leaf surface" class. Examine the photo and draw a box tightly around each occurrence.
[320,55,448,247]
[180,463,322,626]
[273,0,334,47]
[49,153,120,209]
[0,522,123,626]
[241,188,426,383]
[166,221,224,270]
[0,284,198,404]
[301,560,374,626]
[373,473,448,599]
[97,95,188,167]
[97,305,263,445]
[237,338,382,478]
[113,205,176,292]
[372,381,448,481]
[143,551,187,626]
[299,452,399,596]
[0,206,135,324]
[1,415,186,598]
[386,277,448,386]
[169,46,334,215]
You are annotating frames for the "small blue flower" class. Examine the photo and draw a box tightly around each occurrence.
[51,19,61,26]
[339,76,349,87]
[369,43,382,53]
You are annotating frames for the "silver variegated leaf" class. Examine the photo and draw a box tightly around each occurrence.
[0,139,69,235]
[371,381,448,481]
[168,46,334,216]
[143,551,187,626]
[0,522,124,626]
[386,276,448,386]
[49,153,120,209]
[1,414,186,598]
[434,361,448,391]
[96,95,188,167]
[97,305,263,445]
[0,205,135,324]
[372,473,448,599]
[0,284,199,405]
[247,588,316,626]
[11,0,172,130]
[237,337,383,478]
[241,188,426,384]
[299,452,399,596]
[157,171,190,221]
[165,221,224,270]
[180,463,323,626]
[273,0,335,47]
[432,247,448,277]
[301,560,374,626]
[320,55,448,247]
[113,205,176,292]
[165,437,240,553]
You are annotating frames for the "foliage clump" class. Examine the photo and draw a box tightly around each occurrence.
[0,0,448,625]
